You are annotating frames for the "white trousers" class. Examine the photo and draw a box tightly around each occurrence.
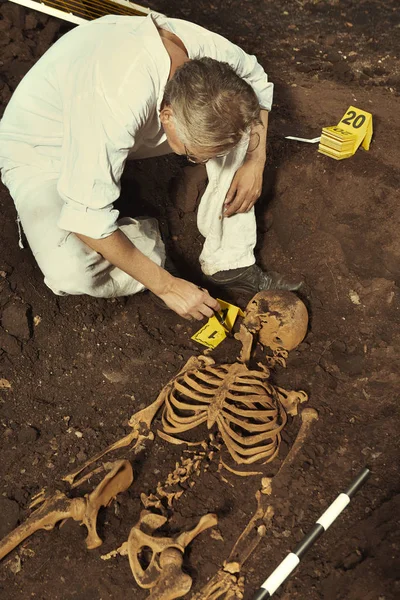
[2,141,257,297]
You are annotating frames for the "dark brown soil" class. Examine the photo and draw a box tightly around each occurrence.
[0,1,399,599]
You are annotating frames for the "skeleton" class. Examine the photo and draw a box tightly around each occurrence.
[61,291,309,487]
[0,291,315,600]
[138,291,309,511]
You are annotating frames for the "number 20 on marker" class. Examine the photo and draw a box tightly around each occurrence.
[338,105,373,151]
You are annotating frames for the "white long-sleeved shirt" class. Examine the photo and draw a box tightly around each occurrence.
[0,12,274,239]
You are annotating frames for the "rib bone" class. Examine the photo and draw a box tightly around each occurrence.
[160,361,290,466]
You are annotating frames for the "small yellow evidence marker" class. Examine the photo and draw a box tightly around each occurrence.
[318,106,373,160]
[191,299,245,349]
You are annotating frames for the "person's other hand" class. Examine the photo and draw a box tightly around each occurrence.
[158,278,220,320]
[223,162,264,217]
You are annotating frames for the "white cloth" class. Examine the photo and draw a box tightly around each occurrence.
[0,12,273,295]
[200,142,257,275]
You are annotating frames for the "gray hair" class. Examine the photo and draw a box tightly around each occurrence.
[162,57,261,154]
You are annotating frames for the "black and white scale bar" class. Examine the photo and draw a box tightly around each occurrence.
[251,467,370,600]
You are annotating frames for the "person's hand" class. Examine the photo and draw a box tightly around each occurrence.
[223,161,264,217]
[157,277,220,320]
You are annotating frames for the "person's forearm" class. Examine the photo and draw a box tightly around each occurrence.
[246,109,269,165]
[76,229,173,295]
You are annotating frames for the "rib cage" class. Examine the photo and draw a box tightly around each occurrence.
[161,363,287,465]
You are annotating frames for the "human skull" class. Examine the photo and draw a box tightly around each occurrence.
[242,291,308,352]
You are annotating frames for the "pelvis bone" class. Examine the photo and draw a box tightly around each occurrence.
[103,510,218,600]
[0,460,133,560]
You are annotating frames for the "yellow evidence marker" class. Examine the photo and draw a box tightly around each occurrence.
[191,299,245,349]
[318,106,373,160]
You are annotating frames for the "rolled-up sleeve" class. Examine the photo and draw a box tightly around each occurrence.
[57,58,151,239]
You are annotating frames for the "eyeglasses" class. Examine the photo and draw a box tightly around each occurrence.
[184,131,260,164]
[184,145,210,165]
[184,145,231,165]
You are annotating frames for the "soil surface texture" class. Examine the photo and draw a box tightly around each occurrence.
[0,1,399,600]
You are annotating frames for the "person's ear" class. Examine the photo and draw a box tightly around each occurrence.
[159,106,174,125]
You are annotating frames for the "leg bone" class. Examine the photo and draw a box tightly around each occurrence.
[0,459,133,560]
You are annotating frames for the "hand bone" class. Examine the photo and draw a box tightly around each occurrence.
[191,570,245,600]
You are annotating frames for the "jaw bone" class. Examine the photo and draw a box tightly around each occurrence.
[102,510,218,600]
[0,460,133,560]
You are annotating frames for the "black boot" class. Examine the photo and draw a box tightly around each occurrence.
[204,264,303,298]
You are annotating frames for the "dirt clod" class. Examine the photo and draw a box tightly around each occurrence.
[1,301,32,341]
[17,426,39,444]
